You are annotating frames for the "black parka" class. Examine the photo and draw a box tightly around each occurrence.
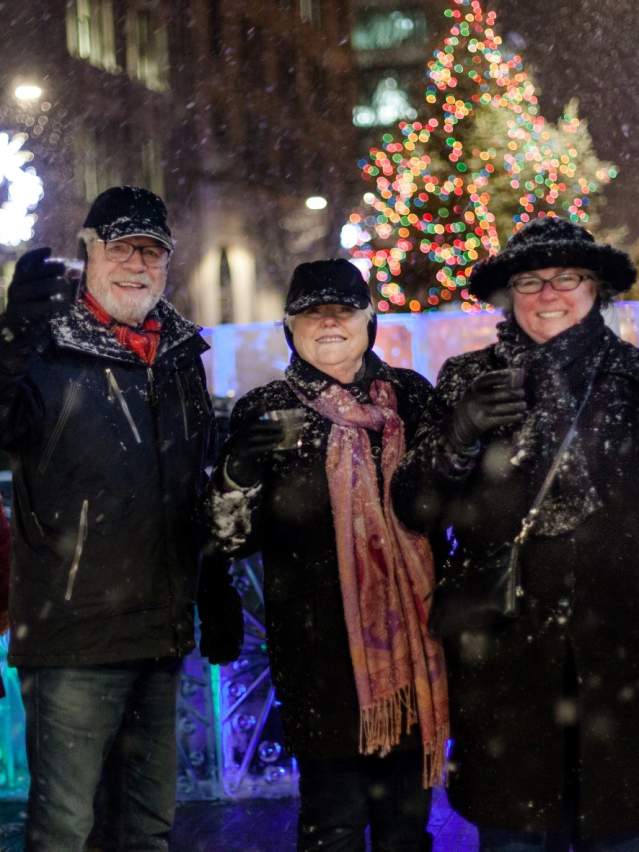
[211,353,435,758]
[393,320,639,840]
[0,298,214,667]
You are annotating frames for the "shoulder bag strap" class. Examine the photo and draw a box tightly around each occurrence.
[515,338,609,546]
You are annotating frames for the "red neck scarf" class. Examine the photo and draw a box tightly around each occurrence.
[82,291,162,366]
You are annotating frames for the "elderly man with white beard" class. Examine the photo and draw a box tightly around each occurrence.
[0,186,242,851]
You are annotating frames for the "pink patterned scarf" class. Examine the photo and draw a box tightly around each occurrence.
[294,378,449,786]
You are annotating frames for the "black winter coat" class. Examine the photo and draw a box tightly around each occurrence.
[393,317,639,839]
[212,352,435,758]
[0,298,215,667]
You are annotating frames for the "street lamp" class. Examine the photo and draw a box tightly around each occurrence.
[14,84,43,103]
[305,195,327,210]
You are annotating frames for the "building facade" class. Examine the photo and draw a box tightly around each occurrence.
[349,1,449,152]
[0,0,358,323]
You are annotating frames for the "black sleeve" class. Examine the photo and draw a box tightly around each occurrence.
[391,355,480,534]
[196,547,244,665]
[0,320,46,450]
[196,356,217,469]
[394,368,437,448]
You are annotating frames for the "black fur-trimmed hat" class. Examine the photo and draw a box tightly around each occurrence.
[82,185,173,250]
[469,217,636,302]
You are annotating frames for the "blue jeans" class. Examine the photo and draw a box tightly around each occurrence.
[479,829,639,851]
[297,748,433,851]
[19,659,181,852]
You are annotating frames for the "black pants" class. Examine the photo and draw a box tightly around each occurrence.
[297,748,433,852]
[479,640,587,851]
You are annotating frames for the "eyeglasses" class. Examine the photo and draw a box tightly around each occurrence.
[103,240,171,269]
[509,271,595,295]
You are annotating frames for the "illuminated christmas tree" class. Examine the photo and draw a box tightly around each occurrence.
[346,0,617,313]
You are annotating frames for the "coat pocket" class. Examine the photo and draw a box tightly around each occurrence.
[38,380,83,475]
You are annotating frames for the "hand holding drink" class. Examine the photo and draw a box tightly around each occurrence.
[451,368,527,450]
[226,408,306,487]
[259,408,306,451]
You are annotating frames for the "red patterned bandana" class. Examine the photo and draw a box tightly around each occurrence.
[82,291,162,365]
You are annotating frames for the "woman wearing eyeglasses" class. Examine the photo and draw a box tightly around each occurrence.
[392,217,639,851]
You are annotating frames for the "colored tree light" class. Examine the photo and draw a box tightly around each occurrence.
[347,0,615,312]
[0,132,43,247]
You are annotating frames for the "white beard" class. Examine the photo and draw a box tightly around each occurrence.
[95,285,161,326]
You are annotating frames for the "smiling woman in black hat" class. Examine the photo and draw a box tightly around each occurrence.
[210,259,449,851]
[393,217,639,851]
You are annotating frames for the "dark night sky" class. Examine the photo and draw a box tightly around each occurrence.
[492,0,639,243]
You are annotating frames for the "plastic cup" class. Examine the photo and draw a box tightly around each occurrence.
[261,408,306,450]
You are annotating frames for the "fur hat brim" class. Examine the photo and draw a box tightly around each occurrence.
[469,239,636,302]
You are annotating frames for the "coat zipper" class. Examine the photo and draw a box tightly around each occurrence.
[175,371,190,441]
[147,367,157,406]
[38,381,82,475]
[105,368,142,444]
[65,499,89,601]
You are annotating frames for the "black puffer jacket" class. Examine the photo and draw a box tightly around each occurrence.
[393,313,639,840]
[211,352,435,758]
[0,297,215,667]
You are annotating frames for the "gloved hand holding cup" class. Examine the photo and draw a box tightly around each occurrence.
[226,409,306,488]
[450,368,527,452]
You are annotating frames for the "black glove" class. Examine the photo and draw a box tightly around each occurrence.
[197,552,244,665]
[451,369,527,451]
[225,418,284,487]
[4,247,75,335]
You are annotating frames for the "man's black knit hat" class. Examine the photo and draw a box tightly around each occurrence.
[83,186,173,250]
[469,217,636,302]
[285,259,372,314]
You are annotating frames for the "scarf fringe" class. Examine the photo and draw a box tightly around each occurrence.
[360,685,449,788]
[422,722,450,789]
[359,683,415,757]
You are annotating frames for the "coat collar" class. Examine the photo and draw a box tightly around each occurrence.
[49,297,208,364]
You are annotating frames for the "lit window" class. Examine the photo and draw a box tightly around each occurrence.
[126,4,169,92]
[219,248,233,325]
[0,262,16,312]
[352,9,427,51]
[74,127,122,202]
[65,0,118,72]
[300,0,321,25]
[353,77,417,128]
[142,139,165,198]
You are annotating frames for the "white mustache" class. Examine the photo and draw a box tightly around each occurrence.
[113,275,152,287]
